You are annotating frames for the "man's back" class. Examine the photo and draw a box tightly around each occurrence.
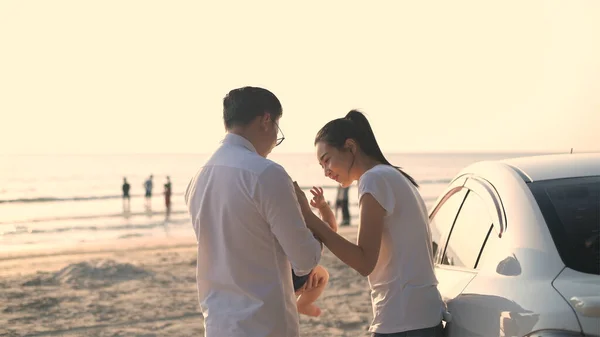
[185,134,322,337]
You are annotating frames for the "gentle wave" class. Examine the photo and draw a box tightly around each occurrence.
[0,179,451,205]
[0,193,185,204]
[0,210,189,226]
[1,218,190,236]
[0,194,437,228]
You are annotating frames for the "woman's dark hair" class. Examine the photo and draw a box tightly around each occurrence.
[314,110,419,188]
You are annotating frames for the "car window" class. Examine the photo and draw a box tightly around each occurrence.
[529,176,600,275]
[430,188,468,263]
[442,191,494,269]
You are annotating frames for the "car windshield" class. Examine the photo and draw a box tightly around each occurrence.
[529,176,600,275]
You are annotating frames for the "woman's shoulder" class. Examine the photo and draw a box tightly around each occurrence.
[358,165,401,191]
[362,164,403,181]
[362,165,418,195]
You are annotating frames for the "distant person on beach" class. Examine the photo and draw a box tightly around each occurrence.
[294,110,445,337]
[122,177,131,211]
[184,86,323,337]
[335,185,350,226]
[164,176,172,215]
[143,175,153,207]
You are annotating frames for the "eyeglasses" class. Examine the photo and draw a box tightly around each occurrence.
[274,122,285,146]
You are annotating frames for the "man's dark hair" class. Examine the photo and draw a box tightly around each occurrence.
[223,86,282,129]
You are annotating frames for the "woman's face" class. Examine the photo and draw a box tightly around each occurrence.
[315,141,355,188]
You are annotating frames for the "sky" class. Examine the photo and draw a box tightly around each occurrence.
[1,1,599,155]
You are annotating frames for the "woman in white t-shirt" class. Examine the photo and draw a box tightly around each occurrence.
[293,110,445,337]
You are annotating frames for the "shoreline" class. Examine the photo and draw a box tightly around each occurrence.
[0,225,357,263]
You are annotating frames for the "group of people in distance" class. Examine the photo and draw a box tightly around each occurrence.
[121,175,172,215]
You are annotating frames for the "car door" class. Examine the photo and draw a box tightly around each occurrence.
[434,177,505,336]
[438,191,496,336]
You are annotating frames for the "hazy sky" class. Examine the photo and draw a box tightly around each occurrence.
[1,1,599,154]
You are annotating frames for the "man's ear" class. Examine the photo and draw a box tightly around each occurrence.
[263,112,272,122]
[259,112,271,131]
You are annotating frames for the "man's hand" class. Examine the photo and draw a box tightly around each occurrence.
[309,187,328,209]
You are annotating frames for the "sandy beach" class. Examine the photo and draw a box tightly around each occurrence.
[0,227,372,337]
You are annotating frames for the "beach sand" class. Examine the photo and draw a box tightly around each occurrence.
[0,227,372,337]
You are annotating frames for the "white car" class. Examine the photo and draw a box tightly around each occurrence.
[429,153,600,337]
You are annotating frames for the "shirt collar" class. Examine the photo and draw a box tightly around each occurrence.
[222,133,258,153]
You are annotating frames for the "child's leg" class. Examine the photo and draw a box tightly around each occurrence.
[297,265,329,317]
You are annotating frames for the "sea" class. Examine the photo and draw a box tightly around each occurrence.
[0,152,547,256]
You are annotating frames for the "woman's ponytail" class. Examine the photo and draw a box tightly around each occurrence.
[345,110,419,188]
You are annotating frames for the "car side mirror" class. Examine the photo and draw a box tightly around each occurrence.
[496,254,521,276]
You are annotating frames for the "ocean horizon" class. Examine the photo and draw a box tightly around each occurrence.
[0,151,557,255]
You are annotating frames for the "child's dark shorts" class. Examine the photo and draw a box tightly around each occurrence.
[292,269,312,292]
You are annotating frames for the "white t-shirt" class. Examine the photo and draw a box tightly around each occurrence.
[358,164,444,334]
[185,133,322,337]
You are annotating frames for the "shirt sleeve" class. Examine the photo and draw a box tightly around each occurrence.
[358,170,395,216]
[253,163,322,276]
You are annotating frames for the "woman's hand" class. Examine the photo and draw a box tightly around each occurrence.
[309,187,328,209]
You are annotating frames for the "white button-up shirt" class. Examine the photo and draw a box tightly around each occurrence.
[185,133,322,337]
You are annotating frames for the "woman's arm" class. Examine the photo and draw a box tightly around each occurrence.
[299,187,385,277]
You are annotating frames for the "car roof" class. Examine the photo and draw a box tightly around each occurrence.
[500,152,600,182]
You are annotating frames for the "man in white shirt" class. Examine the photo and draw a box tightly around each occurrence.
[185,86,323,337]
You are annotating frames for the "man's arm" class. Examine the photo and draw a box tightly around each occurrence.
[254,164,322,276]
